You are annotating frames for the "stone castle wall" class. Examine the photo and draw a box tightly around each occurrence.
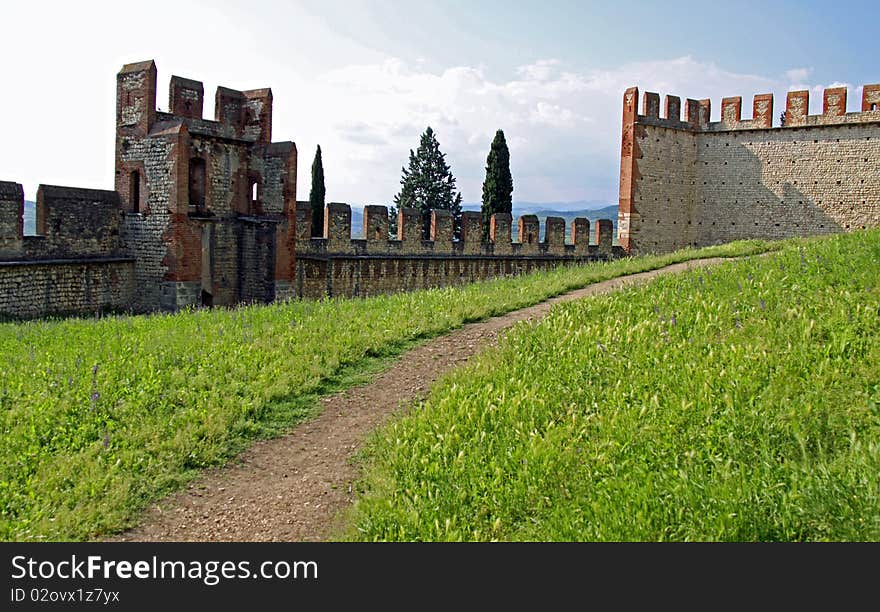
[0,181,135,319]
[294,202,619,299]
[618,84,880,254]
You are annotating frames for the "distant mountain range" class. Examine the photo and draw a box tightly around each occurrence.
[24,199,618,242]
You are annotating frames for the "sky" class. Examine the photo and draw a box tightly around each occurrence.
[2,0,878,208]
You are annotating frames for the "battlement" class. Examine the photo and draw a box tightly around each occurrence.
[0,182,125,261]
[618,80,880,255]
[624,83,880,133]
[294,202,615,257]
[117,60,273,143]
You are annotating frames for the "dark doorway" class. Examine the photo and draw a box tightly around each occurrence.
[200,289,213,307]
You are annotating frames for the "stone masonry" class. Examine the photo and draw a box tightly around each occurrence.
[294,203,619,299]
[618,84,880,254]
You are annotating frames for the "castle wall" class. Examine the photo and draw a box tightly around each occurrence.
[294,203,620,299]
[693,124,878,243]
[0,260,134,320]
[0,181,134,319]
[619,85,880,254]
[626,124,697,253]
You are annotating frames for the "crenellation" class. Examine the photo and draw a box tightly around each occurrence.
[596,219,614,254]
[324,202,353,252]
[685,98,703,128]
[862,84,880,112]
[571,218,590,254]
[698,99,711,128]
[243,89,273,144]
[169,76,204,119]
[460,211,483,255]
[489,212,512,255]
[215,86,246,132]
[0,181,24,256]
[543,216,566,254]
[643,92,660,118]
[430,210,453,252]
[721,96,742,126]
[786,90,809,127]
[363,205,389,241]
[517,215,539,254]
[397,207,422,251]
[823,86,847,118]
[665,95,681,121]
[618,81,880,255]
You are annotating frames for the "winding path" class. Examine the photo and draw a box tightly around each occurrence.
[111,256,732,542]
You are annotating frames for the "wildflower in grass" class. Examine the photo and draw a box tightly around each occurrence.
[670,314,677,326]
[759,299,766,310]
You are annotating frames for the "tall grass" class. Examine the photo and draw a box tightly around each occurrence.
[344,231,880,541]
[0,239,772,541]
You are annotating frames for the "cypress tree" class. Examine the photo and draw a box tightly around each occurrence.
[309,145,326,237]
[393,127,463,239]
[480,129,513,241]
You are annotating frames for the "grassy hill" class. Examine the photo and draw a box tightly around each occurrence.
[0,239,771,541]
[345,229,880,541]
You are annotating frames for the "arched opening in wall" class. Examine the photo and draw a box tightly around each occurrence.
[189,158,207,213]
[130,170,140,213]
[872,103,878,111]
[248,175,262,214]
[200,289,213,307]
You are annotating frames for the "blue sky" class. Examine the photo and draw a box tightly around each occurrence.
[2,0,878,208]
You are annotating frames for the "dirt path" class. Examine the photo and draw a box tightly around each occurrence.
[110,256,732,542]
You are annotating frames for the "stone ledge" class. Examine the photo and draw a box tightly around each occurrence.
[0,256,135,267]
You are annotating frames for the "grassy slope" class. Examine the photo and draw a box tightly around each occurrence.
[0,240,772,541]
[344,230,880,541]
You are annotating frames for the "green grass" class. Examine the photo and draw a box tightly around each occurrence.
[343,230,880,541]
[0,239,773,541]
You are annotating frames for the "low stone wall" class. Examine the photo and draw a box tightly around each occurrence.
[0,258,135,319]
[294,253,617,299]
[294,202,621,299]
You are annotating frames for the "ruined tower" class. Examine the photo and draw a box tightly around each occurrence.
[115,60,297,311]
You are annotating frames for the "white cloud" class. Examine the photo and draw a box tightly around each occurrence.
[785,67,812,83]
[516,59,562,81]
[288,55,793,206]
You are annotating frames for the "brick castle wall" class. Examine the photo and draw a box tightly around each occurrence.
[619,84,880,254]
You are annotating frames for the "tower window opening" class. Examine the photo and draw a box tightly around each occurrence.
[248,176,262,214]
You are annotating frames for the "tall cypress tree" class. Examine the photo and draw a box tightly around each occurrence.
[393,127,463,239]
[309,145,326,237]
[480,129,513,241]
